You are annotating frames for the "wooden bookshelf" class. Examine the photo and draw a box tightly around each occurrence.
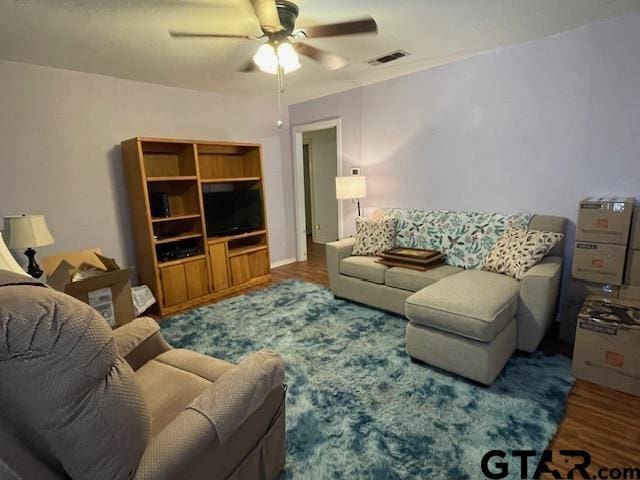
[121,137,271,315]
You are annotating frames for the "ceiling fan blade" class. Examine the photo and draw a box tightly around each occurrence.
[299,17,377,39]
[249,0,283,33]
[170,31,257,40]
[294,43,348,71]
[239,59,258,73]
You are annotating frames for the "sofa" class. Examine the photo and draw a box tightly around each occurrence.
[327,209,566,385]
[0,270,286,480]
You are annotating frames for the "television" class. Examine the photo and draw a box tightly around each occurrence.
[203,189,264,236]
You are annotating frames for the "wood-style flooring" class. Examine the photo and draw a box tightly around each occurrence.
[199,237,640,477]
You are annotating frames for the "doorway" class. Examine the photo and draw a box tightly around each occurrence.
[292,118,342,261]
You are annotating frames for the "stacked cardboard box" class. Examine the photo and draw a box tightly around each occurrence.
[559,198,637,342]
[624,205,640,289]
[567,199,640,396]
[572,197,634,285]
[572,295,640,396]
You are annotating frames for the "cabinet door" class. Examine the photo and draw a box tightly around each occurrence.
[184,258,210,300]
[209,243,230,292]
[248,250,270,278]
[230,255,251,286]
[160,264,188,308]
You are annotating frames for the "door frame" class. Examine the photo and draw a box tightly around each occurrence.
[292,118,343,261]
[302,140,319,243]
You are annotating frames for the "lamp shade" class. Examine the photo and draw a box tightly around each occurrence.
[336,176,367,200]
[0,232,27,275]
[4,215,55,249]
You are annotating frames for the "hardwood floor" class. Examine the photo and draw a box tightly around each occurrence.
[199,237,640,476]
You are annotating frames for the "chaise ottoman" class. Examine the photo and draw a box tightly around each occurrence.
[405,270,520,385]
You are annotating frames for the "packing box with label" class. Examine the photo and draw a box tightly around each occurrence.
[559,279,619,342]
[572,242,627,285]
[576,197,634,245]
[572,296,640,396]
[625,248,640,286]
[41,249,135,327]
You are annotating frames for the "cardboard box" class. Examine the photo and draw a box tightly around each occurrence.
[558,279,619,342]
[620,285,640,302]
[41,249,135,328]
[572,242,627,285]
[576,197,634,245]
[572,296,640,396]
[629,206,640,250]
[625,249,640,286]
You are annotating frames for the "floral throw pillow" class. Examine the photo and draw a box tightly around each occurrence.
[352,217,397,256]
[483,228,564,280]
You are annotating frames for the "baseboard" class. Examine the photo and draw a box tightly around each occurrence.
[271,257,297,269]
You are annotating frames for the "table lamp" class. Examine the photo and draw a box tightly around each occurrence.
[4,215,55,278]
[336,175,367,216]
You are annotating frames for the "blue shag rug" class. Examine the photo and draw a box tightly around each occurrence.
[162,280,574,479]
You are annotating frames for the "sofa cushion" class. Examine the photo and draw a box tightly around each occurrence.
[483,228,564,279]
[352,217,397,256]
[405,270,520,341]
[340,256,388,284]
[383,208,532,269]
[136,355,211,438]
[385,265,462,292]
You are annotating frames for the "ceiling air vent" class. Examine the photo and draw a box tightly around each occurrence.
[366,50,410,66]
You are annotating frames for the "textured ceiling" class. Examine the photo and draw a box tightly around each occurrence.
[1,0,639,103]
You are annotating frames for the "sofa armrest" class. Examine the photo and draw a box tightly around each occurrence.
[134,350,285,480]
[326,238,355,291]
[516,256,563,352]
[113,317,172,370]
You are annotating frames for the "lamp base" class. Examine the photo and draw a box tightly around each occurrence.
[24,248,43,279]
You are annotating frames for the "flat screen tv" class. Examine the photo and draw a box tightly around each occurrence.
[203,189,264,236]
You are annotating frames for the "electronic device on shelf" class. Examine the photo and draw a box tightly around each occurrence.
[150,192,171,218]
[157,244,202,263]
[203,188,264,236]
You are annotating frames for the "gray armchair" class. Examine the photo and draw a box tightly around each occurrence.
[0,271,286,480]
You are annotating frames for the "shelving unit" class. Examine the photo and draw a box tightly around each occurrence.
[121,137,271,315]
[147,176,198,182]
[154,233,202,245]
[152,214,202,223]
[201,177,262,184]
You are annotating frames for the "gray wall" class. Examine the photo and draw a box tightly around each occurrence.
[0,59,297,274]
[303,127,339,243]
[289,14,640,245]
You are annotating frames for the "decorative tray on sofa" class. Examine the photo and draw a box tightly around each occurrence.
[376,248,445,271]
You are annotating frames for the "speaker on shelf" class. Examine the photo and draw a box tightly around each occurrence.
[150,192,170,218]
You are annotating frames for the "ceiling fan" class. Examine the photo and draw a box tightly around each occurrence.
[169,0,378,75]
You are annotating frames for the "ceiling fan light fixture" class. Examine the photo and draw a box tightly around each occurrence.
[253,41,300,75]
[253,43,279,74]
[277,42,301,73]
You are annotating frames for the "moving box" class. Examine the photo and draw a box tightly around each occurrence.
[576,197,634,245]
[572,242,627,285]
[572,296,640,396]
[41,249,135,327]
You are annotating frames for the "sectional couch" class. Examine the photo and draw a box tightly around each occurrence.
[326,209,566,384]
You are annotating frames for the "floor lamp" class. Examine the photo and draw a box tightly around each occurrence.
[336,175,367,217]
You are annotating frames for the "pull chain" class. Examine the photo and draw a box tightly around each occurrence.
[276,66,284,129]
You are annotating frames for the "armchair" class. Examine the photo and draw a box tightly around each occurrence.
[0,270,286,480]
